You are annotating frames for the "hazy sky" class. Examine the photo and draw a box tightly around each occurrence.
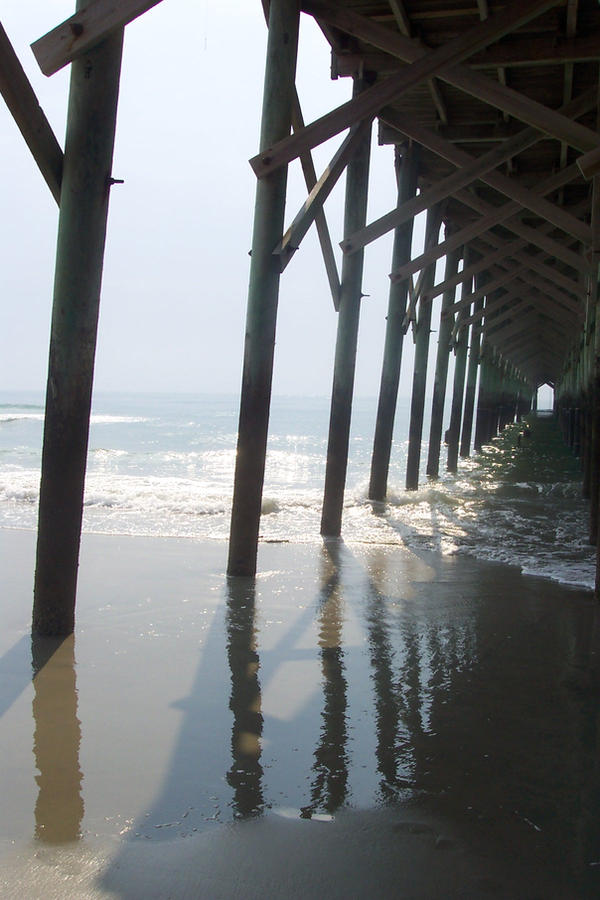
[0,1,438,399]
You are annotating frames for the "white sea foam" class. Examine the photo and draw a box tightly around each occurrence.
[0,413,44,423]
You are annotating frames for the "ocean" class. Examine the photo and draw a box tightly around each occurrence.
[0,390,595,590]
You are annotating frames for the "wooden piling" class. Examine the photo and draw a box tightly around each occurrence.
[460,296,484,457]
[321,76,372,536]
[426,241,462,478]
[368,143,419,501]
[32,19,124,636]
[446,260,471,472]
[227,0,300,576]
[405,205,443,490]
[473,347,488,452]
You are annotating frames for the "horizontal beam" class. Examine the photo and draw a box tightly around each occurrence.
[475,235,584,302]
[0,22,62,202]
[341,112,548,253]
[307,1,600,153]
[391,162,584,284]
[32,0,164,76]
[366,109,592,252]
[333,31,600,76]
[251,0,563,177]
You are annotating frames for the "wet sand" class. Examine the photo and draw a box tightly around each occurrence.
[1,526,600,898]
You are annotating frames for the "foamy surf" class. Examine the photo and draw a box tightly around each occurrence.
[0,392,594,589]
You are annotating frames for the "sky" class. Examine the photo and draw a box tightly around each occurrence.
[1,1,447,401]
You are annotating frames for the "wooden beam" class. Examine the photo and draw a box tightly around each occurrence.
[306,1,600,153]
[291,95,341,308]
[357,108,592,249]
[464,295,528,330]
[471,284,577,328]
[335,32,600,78]
[479,288,576,330]
[454,259,581,318]
[387,0,411,36]
[251,0,563,177]
[387,0,449,124]
[341,113,557,254]
[468,30,600,68]
[276,119,371,270]
[0,22,62,203]
[391,162,585,284]
[475,235,585,302]
[32,0,164,77]
[422,237,525,303]
[451,176,588,274]
[262,0,340,307]
[578,145,600,181]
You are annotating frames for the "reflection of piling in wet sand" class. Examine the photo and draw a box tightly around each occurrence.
[31,635,83,843]
[302,543,349,817]
[225,577,264,818]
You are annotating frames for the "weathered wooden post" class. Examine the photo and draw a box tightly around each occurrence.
[426,240,462,478]
[227,0,300,575]
[405,204,443,490]
[474,344,492,451]
[320,76,372,537]
[460,295,484,458]
[33,13,125,636]
[368,143,419,501]
[446,260,470,473]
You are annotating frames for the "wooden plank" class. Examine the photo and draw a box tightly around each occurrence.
[251,0,563,177]
[305,1,600,153]
[32,0,164,77]
[0,22,62,203]
[276,119,371,270]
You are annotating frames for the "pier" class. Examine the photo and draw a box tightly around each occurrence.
[3,3,600,893]
[1,0,598,630]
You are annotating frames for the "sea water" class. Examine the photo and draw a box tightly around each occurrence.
[0,390,595,590]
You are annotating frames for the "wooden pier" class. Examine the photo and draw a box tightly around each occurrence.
[3,0,600,631]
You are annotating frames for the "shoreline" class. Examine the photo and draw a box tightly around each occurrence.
[2,517,594,595]
[2,527,599,897]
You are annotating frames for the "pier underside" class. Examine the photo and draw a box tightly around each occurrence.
[227,0,600,592]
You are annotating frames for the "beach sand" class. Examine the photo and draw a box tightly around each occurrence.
[1,526,600,898]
